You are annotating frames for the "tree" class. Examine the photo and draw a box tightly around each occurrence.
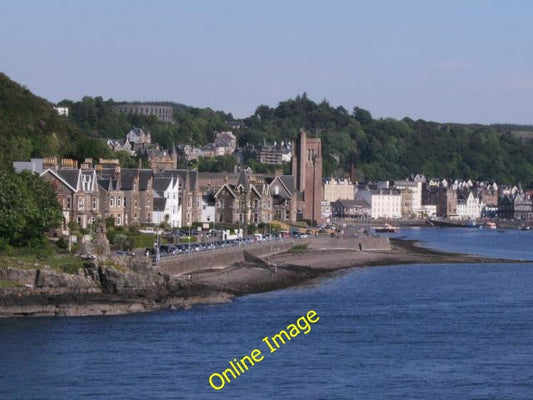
[353,107,372,125]
[0,169,62,246]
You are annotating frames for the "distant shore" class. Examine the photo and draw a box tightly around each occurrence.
[0,237,527,318]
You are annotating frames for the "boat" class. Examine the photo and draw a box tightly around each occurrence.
[375,223,397,233]
[482,222,497,229]
[518,226,531,231]
[428,218,478,228]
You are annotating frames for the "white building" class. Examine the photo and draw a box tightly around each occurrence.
[456,191,484,220]
[152,175,182,227]
[201,195,215,224]
[53,106,69,117]
[357,188,402,219]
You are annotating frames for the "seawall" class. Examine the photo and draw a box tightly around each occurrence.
[155,236,391,276]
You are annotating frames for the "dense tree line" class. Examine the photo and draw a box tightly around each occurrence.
[60,97,231,149]
[2,71,533,186]
[240,94,533,185]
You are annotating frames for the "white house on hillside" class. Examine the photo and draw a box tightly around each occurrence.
[152,175,181,227]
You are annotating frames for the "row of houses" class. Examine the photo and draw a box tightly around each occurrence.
[31,159,299,234]
[324,176,533,221]
[14,132,323,234]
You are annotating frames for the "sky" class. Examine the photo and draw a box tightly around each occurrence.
[1,0,532,124]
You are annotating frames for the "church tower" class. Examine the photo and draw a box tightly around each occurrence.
[292,130,322,224]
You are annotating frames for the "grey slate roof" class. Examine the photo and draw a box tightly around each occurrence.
[278,175,295,194]
[57,169,80,190]
[152,177,172,192]
[153,197,167,211]
[334,199,370,209]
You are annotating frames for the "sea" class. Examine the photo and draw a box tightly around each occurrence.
[1,227,533,400]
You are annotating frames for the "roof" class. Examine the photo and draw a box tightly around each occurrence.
[153,197,167,211]
[333,199,370,209]
[13,158,44,174]
[152,176,172,192]
[56,169,80,190]
[197,172,239,189]
[97,178,111,191]
[40,169,77,192]
[118,169,137,190]
[138,170,152,190]
[162,169,197,191]
[236,169,249,190]
[278,175,295,194]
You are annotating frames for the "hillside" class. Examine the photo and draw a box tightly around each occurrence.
[58,97,232,149]
[2,72,533,186]
[240,95,533,185]
[0,72,112,169]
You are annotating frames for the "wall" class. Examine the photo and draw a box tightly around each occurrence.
[155,236,390,276]
[156,240,295,275]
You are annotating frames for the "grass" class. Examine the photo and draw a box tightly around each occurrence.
[289,243,309,254]
[0,244,85,274]
[0,280,21,288]
[107,228,155,249]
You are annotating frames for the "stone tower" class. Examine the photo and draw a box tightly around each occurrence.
[292,130,323,224]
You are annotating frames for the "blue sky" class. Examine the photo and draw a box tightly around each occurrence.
[1,0,532,123]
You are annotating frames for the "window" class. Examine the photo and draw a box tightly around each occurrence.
[117,197,122,207]
[124,197,127,207]
[92,198,97,210]
[78,197,85,210]
[66,197,71,210]
[110,197,115,208]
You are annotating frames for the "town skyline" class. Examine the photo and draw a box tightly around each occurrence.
[2,1,533,124]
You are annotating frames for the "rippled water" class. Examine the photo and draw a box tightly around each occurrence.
[1,228,533,399]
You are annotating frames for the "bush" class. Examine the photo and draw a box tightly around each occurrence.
[112,233,131,250]
[0,238,12,253]
[56,237,69,249]
[289,243,308,253]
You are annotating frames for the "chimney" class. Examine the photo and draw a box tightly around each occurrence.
[44,156,58,171]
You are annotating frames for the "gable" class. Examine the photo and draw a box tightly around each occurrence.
[40,169,76,192]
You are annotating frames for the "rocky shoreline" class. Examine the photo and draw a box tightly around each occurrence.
[0,237,526,318]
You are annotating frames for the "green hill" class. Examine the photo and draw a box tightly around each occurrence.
[2,72,533,186]
[0,72,112,169]
[240,95,533,185]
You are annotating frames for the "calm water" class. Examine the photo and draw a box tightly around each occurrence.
[1,228,533,399]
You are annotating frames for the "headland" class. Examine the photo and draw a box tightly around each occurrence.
[0,236,525,318]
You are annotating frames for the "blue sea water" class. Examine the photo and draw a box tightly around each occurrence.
[1,228,533,399]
